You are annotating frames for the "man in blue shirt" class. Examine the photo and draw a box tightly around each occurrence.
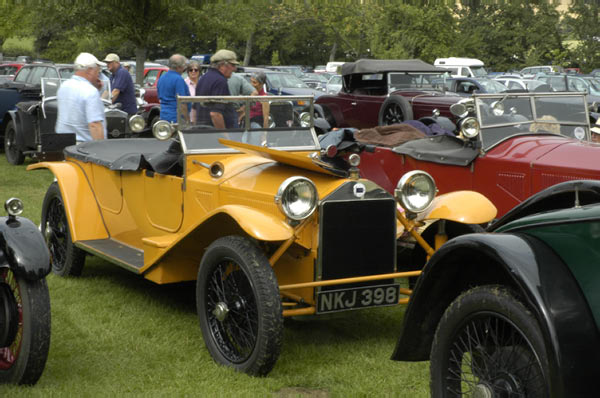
[195,49,239,128]
[157,54,190,123]
[56,52,107,142]
[103,53,138,115]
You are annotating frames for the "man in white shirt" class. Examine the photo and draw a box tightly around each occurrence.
[56,52,107,142]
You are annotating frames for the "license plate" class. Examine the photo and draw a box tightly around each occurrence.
[316,283,400,314]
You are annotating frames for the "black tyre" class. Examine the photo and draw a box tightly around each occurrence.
[403,221,484,289]
[0,268,51,385]
[378,95,414,126]
[4,121,25,165]
[196,235,283,376]
[41,182,86,276]
[430,286,550,398]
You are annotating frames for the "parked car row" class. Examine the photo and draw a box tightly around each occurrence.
[2,92,594,395]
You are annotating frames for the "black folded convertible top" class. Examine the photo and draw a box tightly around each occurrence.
[64,138,173,171]
[341,59,446,75]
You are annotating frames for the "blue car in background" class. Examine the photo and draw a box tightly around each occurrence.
[237,69,323,113]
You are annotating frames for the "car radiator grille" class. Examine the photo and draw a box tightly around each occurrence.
[318,195,396,291]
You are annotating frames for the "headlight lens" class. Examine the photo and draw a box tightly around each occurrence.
[395,171,436,214]
[460,117,480,138]
[299,112,311,127]
[275,177,318,221]
[153,120,174,140]
[4,197,24,216]
[129,114,146,133]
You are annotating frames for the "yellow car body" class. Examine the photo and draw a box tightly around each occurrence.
[29,95,496,376]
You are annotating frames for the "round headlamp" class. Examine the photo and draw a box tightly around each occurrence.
[4,197,24,216]
[491,100,505,116]
[394,171,436,214]
[275,177,318,221]
[153,120,174,140]
[299,112,311,127]
[129,114,146,133]
[348,153,361,167]
[459,117,480,138]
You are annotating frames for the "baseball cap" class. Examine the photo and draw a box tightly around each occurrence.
[210,49,240,65]
[103,53,120,63]
[74,52,106,68]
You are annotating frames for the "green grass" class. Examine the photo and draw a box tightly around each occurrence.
[0,155,430,396]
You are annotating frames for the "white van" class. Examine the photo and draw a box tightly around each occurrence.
[434,57,487,78]
[326,61,345,73]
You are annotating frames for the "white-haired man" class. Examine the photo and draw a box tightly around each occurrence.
[56,52,107,141]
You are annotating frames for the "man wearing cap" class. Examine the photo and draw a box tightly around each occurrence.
[157,54,190,123]
[56,52,107,142]
[195,49,239,129]
[103,53,137,115]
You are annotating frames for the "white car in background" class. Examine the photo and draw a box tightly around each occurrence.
[325,74,342,94]
[494,77,552,92]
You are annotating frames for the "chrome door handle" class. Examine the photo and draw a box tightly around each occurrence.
[351,102,357,106]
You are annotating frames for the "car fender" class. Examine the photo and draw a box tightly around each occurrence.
[28,161,109,242]
[203,205,294,242]
[422,190,497,224]
[0,216,50,280]
[392,233,600,397]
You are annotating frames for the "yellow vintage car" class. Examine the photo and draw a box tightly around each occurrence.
[28,96,496,376]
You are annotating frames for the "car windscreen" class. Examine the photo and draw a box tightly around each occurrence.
[471,66,488,77]
[268,73,309,89]
[59,68,74,79]
[474,79,507,93]
[177,96,320,153]
[475,93,590,150]
[389,72,445,91]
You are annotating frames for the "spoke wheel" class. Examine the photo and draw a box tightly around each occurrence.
[378,96,413,126]
[197,236,283,376]
[0,268,50,385]
[430,286,549,398]
[4,121,25,165]
[41,182,85,276]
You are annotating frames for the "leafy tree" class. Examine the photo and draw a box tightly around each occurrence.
[565,2,600,72]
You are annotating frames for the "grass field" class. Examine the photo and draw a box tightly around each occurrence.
[0,155,430,397]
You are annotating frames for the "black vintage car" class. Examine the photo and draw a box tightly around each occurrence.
[4,77,141,165]
[1,198,52,385]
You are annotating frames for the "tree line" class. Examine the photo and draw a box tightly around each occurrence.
[2,1,600,83]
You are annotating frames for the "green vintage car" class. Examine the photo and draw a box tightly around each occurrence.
[393,179,600,398]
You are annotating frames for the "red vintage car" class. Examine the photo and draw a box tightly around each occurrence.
[356,91,599,217]
[141,65,168,105]
[314,59,462,129]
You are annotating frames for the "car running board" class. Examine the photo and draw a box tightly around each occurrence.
[76,238,144,273]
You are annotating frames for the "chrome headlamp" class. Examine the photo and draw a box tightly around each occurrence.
[153,120,175,140]
[275,177,318,221]
[4,197,24,217]
[299,112,311,127]
[129,114,146,133]
[394,171,436,214]
[459,117,480,138]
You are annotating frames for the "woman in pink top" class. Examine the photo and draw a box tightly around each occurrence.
[184,60,201,123]
[249,72,270,128]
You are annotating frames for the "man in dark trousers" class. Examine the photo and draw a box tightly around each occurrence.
[195,49,239,128]
[103,53,138,115]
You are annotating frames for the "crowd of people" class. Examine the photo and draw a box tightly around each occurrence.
[56,48,271,143]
